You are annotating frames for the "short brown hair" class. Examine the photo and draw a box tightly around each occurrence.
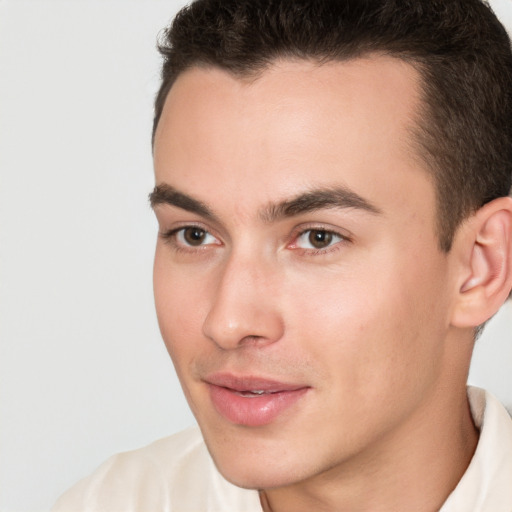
[153,0,512,252]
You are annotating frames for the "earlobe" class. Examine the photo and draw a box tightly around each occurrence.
[451,197,512,328]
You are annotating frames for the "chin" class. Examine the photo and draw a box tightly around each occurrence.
[206,441,310,491]
[195,406,323,490]
[216,462,296,491]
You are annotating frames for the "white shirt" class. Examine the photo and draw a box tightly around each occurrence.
[52,387,512,512]
[440,387,512,512]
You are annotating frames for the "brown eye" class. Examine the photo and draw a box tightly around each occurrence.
[162,226,220,249]
[292,228,345,252]
[183,227,207,246]
[308,230,333,249]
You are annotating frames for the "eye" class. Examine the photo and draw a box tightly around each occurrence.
[294,229,344,250]
[166,226,220,247]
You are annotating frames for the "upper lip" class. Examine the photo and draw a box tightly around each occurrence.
[204,373,308,393]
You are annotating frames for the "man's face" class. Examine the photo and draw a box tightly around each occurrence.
[152,58,459,489]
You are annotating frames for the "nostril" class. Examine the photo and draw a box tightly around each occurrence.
[202,304,284,350]
[201,261,285,349]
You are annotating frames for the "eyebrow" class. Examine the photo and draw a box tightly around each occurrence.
[149,183,381,221]
[149,184,215,219]
[260,186,382,222]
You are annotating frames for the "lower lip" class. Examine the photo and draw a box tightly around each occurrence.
[208,384,309,426]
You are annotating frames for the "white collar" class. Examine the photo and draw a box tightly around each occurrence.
[440,386,512,512]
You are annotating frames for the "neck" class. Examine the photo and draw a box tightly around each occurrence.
[259,385,478,512]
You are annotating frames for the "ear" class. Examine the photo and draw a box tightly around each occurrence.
[451,196,512,328]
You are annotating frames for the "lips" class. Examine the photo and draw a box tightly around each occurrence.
[205,373,309,426]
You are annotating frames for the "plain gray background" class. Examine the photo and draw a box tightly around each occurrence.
[1,1,511,510]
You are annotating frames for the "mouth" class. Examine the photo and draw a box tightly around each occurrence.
[235,390,269,397]
[204,373,310,426]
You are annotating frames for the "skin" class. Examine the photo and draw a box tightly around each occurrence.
[152,58,480,511]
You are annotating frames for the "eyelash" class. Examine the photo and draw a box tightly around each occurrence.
[159,225,350,255]
[159,225,219,254]
[289,227,349,255]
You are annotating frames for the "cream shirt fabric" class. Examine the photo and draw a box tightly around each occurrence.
[52,387,512,512]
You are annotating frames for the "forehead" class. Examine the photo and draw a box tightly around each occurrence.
[153,57,434,222]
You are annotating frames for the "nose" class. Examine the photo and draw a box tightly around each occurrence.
[202,255,285,350]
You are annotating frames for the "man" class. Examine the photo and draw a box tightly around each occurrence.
[53,0,512,510]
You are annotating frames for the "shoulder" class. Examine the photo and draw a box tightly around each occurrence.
[52,426,262,512]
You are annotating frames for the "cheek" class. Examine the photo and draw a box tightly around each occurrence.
[153,249,208,360]
[286,256,446,394]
